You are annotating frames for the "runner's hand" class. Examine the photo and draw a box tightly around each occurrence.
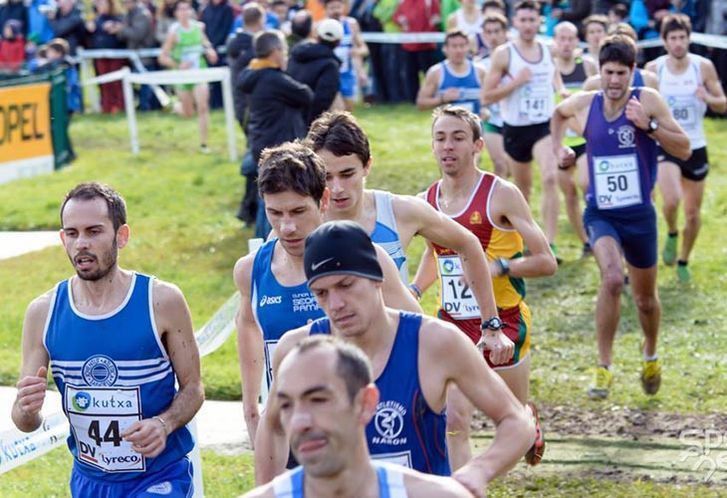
[625,96,649,130]
[513,67,532,87]
[15,366,47,417]
[442,87,461,103]
[453,461,487,498]
[122,418,168,458]
[477,330,514,365]
[554,145,576,169]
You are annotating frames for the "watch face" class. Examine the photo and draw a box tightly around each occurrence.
[483,317,503,330]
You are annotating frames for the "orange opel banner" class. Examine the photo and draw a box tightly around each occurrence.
[0,83,52,162]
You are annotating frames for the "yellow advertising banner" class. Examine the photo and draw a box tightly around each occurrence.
[0,83,52,163]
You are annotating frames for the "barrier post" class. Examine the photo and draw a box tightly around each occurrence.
[221,67,238,162]
[121,69,140,155]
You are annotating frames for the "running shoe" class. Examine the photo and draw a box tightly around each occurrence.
[524,401,545,466]
[641,359,662,395]
[200,144,211,154]
[587,366,613,400]
[581,241,593,258]
[662,233,678,266]
[549,243,563,265]
[677,262,691,283]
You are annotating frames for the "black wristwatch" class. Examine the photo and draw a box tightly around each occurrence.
[481,316,504,331]
[646,118,659,134]
[495,258,510,276]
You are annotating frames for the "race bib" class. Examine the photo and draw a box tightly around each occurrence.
[370,451,413,468]
[593,154,642,210]
[669,95,697,129]
[519,86,549,121]
[180,47,202,69]
[438,255,479,320]
[65,385,145,473]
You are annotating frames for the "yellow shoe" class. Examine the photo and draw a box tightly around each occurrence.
[587,366,613,400]
[641,359,662,395]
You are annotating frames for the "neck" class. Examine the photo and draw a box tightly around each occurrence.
[603,92,631,117]
[440,163,481,196]
[279,243,305,267]
[668,53,689,70]
[556,53,575,68]
[518,36,537,48]
[463,4,477,14]
[328,190,369,224]
[448,58,468,71]
[305,449,378,498]
[71,266,131,307]
[333,304,396,362]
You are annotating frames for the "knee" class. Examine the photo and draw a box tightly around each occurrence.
[663,196,680,212]
[684,207,701,227]
[634,293,659,315]
[602,271,624,296]
[541,172,558,190]
[445,406,471,436]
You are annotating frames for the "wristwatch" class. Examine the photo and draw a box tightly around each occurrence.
[646,118,659,134]
[481,316,504,331]
[495,258,510,276]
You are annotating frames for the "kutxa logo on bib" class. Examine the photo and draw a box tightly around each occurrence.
[82,355,118,386]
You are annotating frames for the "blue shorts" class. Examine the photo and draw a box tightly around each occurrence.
[583,204,657,269]
[70,457,193,498]
[339,71,356,99]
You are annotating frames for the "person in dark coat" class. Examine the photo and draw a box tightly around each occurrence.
[0,0,28,37]
[287,18,342,126]
[49,0,85,55]
[200,0,233,108]
[238,29,313,238]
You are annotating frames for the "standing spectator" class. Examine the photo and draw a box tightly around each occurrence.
[288,8,313,48]
[394,0,442,102]
[0,0,28,37]
[373,0,409,102]
[86,0,126,113]
[49,0,85,55]
[287,18,341,125]
[608,3,629,25]
[0,19,25,71]
[200,0,233,108]
[106,0,160,110]
[158,0,218,153]
[27,0,55,45]
[155,0,177,45]
[238,29,313,238]
[549,0,592,33]
[270,0,291,34]
[446,0,484,38]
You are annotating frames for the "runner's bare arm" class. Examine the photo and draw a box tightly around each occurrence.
[483,46,524,105]
[490,181,557,278]
[416,66,444,109]
[700,59,727,113]
[582,74,599,91]
[401,196,498,318]
[254,327,309,484]
[636,88,691,160]
[423,319,533,495]
[351,19,369,59]
[411,242,438,294]
[551,92,594,166]
[158,29,177,68]
[12,292,52,432]
[234,255,265,447]
[553,68,568,97]
[641,69,659,90]
[374,244,423,313]
[584,57,598,77]
[200,26,218,65]
[122,281,204,458]
[644,60,657,74]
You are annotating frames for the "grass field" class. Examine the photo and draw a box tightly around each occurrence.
[0,106,725,495]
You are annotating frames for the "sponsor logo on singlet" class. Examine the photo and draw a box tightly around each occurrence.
[372,400,407,445]
[82,355,118,387]
[615,125,635,149]
[259,295,283,307]
[146,481,173,495]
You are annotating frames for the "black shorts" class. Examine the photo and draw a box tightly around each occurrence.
[503,121,550,163]
[658,146,709,182]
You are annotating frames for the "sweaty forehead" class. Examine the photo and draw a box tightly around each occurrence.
[62,198,112,228]
[433,116,471,135]
[277,348,340,394]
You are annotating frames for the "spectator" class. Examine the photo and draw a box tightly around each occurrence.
[107,0,160,110]
[156,0,177,45]
[200,0,233,108]
[27,0,55,45]
[270,0,291,34]
[288,8,313,48]
[373,0,409,102]
[238,29,313,238]
[158,0,218,153]
[0,19,25,71]
[287,17,341,125]
[549,0,592,33]
[86,0,126,113]
[49,0,85,55]
[608,3,629,24]
[582,14,608,66]
[705,0,726,34]
[446,0,484,38]
[0,0,28,37]
[230,0,280,33]
[394,0,442,102]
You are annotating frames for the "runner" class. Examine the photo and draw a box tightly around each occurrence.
[482,0,567,259]
[581,14,608,69]
[158,0,218,153]
[323,0,369,111]
[255,221,535,498]
[552,21,597,257]
[306,111,505,340]
[412,106,556,469]
[551,35,691,400]
[234,142,421,444]
[477,13,510,178]
[417,30,487,123]
[645,14,726,282]
[12,183,203,496]
[472,0,508,60]
[446,0,484,39]
[243,335,472,497]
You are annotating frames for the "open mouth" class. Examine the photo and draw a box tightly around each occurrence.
[75,255,96,270]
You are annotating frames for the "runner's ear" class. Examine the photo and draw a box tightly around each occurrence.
[359,383,379,425]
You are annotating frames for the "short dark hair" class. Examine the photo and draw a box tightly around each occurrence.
[258,142,327,203]
[481,0,505,13]
[608,22,637,41]
[242,2,265,26]
[598,34,636,68]
[290,10,312,39]
[583,14,609,32]
[432,105,482,142]
[514,1,540,13]
[661,13,691,39]
[609,3,628,20]
[482,13,508,30]
[254,30,284,58]
[60,182,127,232]
[444,29,469,45]
[306,111,371,167]
[293,335,373,402]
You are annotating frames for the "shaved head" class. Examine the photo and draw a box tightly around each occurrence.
[554,21,578,37]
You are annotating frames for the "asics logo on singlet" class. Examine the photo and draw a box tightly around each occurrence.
[259,295,282,307]
[373,401,407,444]
[82,355,118,387]
[616,125,635,148]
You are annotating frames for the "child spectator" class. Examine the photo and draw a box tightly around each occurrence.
[0,19,26,72]
[86,0,126,113]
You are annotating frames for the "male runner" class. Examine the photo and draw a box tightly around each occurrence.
[323,0,368,111]
[12,183,203,496]
[551,35,690,399]
[645,14,726,282]
[255,221,534,498]
[306,111,508,350]
[243,335,472,497]
[477,13,511,178]
[417,30,487,122]
[581,14,608,69]
[234,142,421,444]
[552,21,597,256]
[482,0,567,257]
[412,106,556,469]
